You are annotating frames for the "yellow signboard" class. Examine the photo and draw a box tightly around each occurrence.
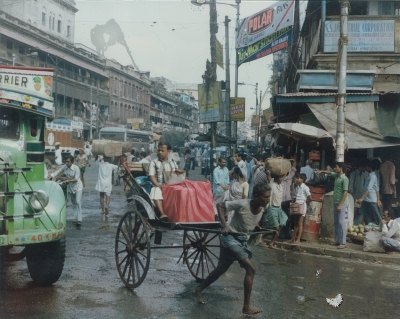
[132,122,140,130]
[216,38,224,69]
[198,82,223,123]
[230,97,245,121]
[251,115,260,126]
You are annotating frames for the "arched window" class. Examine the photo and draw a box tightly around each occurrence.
[57,15,62,33]
[67,20,71,37]
[42,7,46,26]
[52,13,55,31]
[49,11,51,29]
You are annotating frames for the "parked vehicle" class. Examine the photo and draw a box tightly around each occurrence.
[99,126,152,149]
[0,66,66,286]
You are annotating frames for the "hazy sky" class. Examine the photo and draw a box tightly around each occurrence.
[74,0,279,117]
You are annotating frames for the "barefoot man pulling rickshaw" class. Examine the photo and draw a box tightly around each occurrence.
[193,183,272,315]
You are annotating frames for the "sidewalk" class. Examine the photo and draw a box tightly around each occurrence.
[188,164,400,265]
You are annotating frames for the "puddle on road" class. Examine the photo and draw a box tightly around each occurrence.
[98,225,117,231]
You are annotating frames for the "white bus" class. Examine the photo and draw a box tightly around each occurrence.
[99,126,152,149]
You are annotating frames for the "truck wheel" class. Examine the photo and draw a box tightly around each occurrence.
[26,238,66,286]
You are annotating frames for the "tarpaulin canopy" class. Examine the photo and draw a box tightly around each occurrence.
[271,122,334,149]
[308,102,400,149]
[159,131,185,145]
[195,130,236,144]
[271,123,333,142]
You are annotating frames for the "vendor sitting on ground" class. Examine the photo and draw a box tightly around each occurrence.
[148,141,185,221]
[380,211,400,254]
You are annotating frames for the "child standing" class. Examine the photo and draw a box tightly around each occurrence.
[262,170,288,249]
[289,173,311,244]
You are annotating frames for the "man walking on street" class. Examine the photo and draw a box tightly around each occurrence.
[380,153,396,211]
[95,155,119,215]
[317,162,349,249]
[193,183,271,315]
[55,142,62,166]
[190,146,196,170]
[355,159,382,225]
[212,157,229,205]
[49,154,83,227]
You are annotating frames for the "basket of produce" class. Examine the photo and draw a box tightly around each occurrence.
[347,224,366,245]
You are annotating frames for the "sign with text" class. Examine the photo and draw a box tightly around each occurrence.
[198,82,223,123]
[230,97,245,121]
[127,117,144,124]
[251,115,260,126]
[0,66,54,117]
[324,20,395,52]
[236,0,294,66]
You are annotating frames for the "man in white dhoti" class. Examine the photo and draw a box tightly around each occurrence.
[95,155,118,215]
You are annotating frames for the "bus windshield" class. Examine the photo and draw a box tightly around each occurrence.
[0,107,20,140]
[99,132,125,142]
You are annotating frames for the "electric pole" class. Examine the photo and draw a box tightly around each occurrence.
[336,0,349,162]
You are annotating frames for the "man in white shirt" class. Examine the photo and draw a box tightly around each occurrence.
[54,142,62,166]
[300,160,314,183]
[84,145,92,165]
[49,154,83,227]
[138,151,150,163]
[233,152,247,182]
[380,212,400,254]
[95,155,118,215]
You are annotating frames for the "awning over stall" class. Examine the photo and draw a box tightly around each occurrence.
[271,123,334,149]
[152,132,161,141]
[307,102,400,149]
[195,130,236,144]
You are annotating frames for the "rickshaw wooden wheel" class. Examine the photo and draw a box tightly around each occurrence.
[115,209,151,288]
[183,230,220,282]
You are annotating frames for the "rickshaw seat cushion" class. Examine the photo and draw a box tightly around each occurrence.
[134,176,152,195]
[163,180,215,223]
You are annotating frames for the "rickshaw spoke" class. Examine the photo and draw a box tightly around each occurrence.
[117,239,127,246]
[195,251,203,278]
[204,251,211,273]
[204,233,219,245]
[132,251,146,270]
[189,250,200,271]
[204,249,217,269]
[129,255,134,284]
[134,256,141,280]
[185,248,199,261]
[205,247,219,261]
[118,253,129,268]
[122,254,131,277]
[123,218,132,241]
[116,248,127,255]
[120,229,130,245]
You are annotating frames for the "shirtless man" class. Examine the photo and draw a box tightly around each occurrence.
[193,182,271,315]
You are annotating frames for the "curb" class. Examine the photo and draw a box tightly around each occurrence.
[274,241,400,265]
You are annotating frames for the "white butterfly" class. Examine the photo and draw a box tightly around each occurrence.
[326,293,343,307]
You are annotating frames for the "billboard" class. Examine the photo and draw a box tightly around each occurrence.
[230,97,245,121]
[0,66,54,117]
[198,82,223,123]
[127,117,144,124]
[251,115,260,126]
[236,0,294,66]
[324,20,395,52]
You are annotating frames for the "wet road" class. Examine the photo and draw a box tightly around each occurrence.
[1,161,400,318]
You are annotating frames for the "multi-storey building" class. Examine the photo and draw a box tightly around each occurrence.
[272,0,400,165]
[105,59,151,130]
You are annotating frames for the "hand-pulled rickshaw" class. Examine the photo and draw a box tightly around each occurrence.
[115,162,274,288]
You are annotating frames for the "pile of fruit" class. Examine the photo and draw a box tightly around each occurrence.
[347,224,366,239]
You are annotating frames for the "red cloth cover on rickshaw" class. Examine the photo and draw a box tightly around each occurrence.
[162,180,215,222]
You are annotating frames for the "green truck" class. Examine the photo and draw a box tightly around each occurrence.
[0,66,66,285]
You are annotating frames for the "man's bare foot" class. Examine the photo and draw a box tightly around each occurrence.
[101,210,105,215]
[268,244,278,250]
[288,238,295,243]
[243,306,263,315]
[294,240,301,244]
[105,207,109,215]
[193,288,207,304]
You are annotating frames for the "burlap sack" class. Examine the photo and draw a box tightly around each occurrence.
[92,139,122,157]
[264,157,291,176]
